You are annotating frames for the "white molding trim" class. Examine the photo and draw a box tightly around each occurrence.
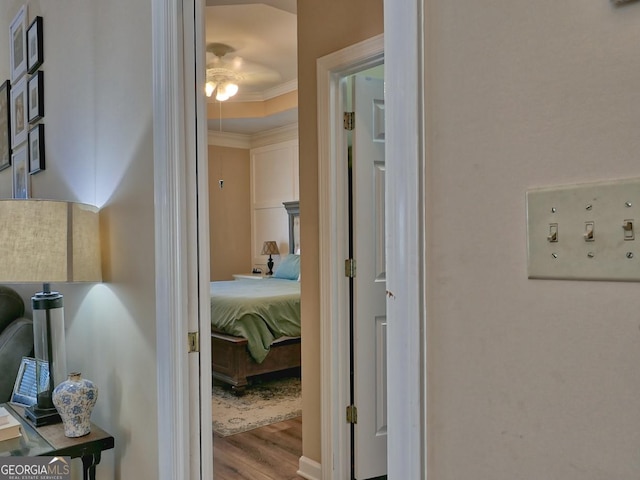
[152,0,191,478]
[250,123,298,148]
[297,456,322,480]
[228,78,298,103]
[207,123,299,149]
[208,130,251,148]
[384,0,427,478]
[317,33,384,480]
[263,78,298,100]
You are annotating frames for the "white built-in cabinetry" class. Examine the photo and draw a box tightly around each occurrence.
[250,139,299,270]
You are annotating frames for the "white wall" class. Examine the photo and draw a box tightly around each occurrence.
[425,1,640,478]
[1,1,157,478]
[250,139,299,269]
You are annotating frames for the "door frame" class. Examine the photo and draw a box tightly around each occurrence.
[153,0,426,479]
[152,0,213,479]
[317,35,384,480]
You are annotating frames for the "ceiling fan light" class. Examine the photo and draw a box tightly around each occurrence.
[225,83,239,97]
[205,82,215,97]
[216,89,230,102]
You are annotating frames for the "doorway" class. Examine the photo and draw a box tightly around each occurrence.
[203,2,302,478]
[152,1,426,479]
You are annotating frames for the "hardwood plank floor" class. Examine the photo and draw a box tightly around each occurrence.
[213,416,303,480]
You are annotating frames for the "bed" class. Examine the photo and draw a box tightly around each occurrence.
[211,201,301,393]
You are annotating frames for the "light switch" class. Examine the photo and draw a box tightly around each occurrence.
[526,177,640,281]
[584,222,594,242]
[623,219,634,241]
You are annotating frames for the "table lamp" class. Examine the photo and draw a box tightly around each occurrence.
[261,241,279,275]
[0,200,101,426]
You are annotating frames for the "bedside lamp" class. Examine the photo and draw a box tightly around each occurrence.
[0,200,101,426]
[261,241,279,275]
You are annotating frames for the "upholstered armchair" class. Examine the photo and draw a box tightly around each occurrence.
[0,285,34,403]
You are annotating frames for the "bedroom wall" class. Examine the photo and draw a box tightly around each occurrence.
[208,144,251,281]
[297,0,383,465]
[0,1,157,479]
[424,1,640,478]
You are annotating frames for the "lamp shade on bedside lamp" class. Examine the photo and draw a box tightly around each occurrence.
[0,200,101,425]
[261,241,279,275]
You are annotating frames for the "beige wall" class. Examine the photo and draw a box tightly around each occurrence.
[1,1,157,478]
[425,1,640,478]
[297,0,383,464]
[208,144,251,280]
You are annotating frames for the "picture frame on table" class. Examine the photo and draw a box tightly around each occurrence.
[9,6,27,82]
[10,76,28,146]
[27,16,43,74]
[27,71,43,123]
[12,143,29,199]
[28,124,44,174]
[0,80,11,172]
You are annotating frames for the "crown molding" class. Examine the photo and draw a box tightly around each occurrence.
[250,123,298,149]
[207,130,251,148]
[230,79,298,103]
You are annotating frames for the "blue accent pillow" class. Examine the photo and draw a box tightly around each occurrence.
[273,254,300,280]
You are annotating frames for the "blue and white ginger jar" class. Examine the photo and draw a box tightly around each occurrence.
[52,372,98,437]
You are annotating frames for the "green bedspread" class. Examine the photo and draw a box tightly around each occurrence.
[210,278,301,363]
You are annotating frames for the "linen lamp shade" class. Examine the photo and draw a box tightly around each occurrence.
[0,200,102,284]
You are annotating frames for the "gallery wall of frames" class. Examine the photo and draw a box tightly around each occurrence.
[1,5,44,199]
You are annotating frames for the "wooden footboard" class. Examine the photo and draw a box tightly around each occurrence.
[211,331,301,394]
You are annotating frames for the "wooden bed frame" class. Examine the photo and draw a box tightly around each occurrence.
[211,331,301,393]
[211,201,301,393]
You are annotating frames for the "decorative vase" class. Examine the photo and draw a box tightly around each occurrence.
[52,372,98,438]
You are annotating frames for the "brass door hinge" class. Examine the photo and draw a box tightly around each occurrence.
[188,331,200,353]
[345,258,356,278]
[344,112,355,131]
[346,405,358,424]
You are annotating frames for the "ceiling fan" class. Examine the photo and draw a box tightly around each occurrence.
[205,43,281,101]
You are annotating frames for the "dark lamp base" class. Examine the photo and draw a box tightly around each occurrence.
[25,405,61,427]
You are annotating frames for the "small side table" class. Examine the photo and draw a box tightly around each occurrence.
[0,403,114,480]
[232,273,267,280]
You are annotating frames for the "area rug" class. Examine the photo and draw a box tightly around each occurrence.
[212,376,301,437]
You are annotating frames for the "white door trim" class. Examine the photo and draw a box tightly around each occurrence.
[384,1,427,478]
[317,34,384,480]
[152,0,212,479]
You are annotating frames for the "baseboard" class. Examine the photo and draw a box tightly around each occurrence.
[297,456,321,480]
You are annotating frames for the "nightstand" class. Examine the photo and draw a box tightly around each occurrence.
[0,403,114,480]
[232,273,267,280]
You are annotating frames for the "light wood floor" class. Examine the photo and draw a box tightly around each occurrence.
[213,416,303,480]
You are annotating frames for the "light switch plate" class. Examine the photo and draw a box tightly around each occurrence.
[526,177,640,281]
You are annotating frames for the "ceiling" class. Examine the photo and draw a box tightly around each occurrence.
[205,1,298,135]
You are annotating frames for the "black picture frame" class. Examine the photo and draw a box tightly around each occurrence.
[10,357,46,408]
[0,80,11,171]
[27,71,44,123]
[28,123,44,174]
[10,75,27,146]
[27,16,43,74]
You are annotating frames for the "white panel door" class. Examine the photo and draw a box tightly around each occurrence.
[353,73,387,479]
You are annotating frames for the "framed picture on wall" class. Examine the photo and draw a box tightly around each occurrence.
[0,80,11,172]
[27,71,43,123]
[27,16,43,73]
[9,6,27,82]
[28,124,44,174]
[10,76,27,146]
[12,143,29,199]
